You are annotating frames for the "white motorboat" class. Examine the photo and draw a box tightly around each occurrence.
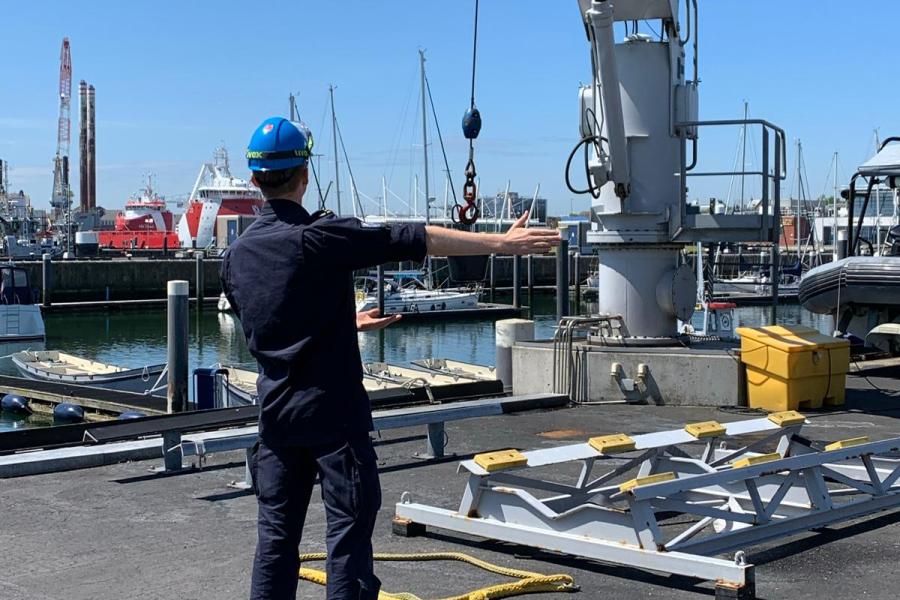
[11,351,166,395]
[0,264,45,341]
[715,273,799,296]
[355,271,479,315]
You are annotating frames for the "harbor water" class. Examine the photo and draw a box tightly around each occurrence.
[0,292,831,432]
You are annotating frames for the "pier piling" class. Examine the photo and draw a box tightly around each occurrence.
[41,254,52,308]
[488,254,496,303]
[573,251,581,313]
[166,280,189,414]
[556,231,569,321]
[194,253,204,311]
[376,264,385,316]
[526,254,534,316]
[512,255,522,309]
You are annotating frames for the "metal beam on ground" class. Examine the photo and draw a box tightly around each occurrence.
[394,415,900,598]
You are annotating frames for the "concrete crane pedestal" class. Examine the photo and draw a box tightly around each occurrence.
[513,338,745,407]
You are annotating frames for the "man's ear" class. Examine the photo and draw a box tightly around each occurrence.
[299,166,309,184]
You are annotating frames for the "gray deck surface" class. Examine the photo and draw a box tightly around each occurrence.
[1,366,899,599]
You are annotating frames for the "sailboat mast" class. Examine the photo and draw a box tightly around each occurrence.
[833,151,839,261]
[329,85,341,216]
[796,139,802,262]
[419,50,431,227]
[740,101,748,209]
[874,128,882,253]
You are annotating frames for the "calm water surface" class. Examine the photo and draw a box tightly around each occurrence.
[0,293,830,432]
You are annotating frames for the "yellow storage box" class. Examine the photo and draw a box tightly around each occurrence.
[736,325,850,411]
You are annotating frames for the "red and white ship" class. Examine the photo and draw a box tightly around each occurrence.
[176,147,264,248]
[97,176,179,249]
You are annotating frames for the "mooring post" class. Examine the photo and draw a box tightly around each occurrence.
[488,254,496,303]
[556,230,570,321]
[573,251,581,313]
[195,252,204,311]
[167,280,189,414]
[376,264,385,316]
[495,318,535,391]
[41,253,52,308]
[512,254,522,309]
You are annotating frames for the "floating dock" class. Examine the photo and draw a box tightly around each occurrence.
[0,375,167,419]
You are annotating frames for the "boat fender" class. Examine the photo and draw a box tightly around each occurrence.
[118,411,147,420]
[53,402,85,423]
[1,394,31,415]
[441,302,446,310]
[431,305,436,311]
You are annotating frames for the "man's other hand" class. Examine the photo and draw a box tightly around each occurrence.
[356,308,402,332]
[501,211,561,255]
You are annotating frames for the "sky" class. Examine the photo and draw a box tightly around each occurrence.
[1,0,898,218]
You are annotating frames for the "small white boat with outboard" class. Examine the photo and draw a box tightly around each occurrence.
[11,351,166,395]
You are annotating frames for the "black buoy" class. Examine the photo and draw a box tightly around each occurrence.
[1,394,31,415]
[53,402,85,423]
[118,411,146,420]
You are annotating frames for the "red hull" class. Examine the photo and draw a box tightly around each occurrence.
[98,230,180,250]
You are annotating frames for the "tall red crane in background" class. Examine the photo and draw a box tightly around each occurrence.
[50,37,72,219]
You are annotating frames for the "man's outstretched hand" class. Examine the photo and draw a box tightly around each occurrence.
[356,308,402,332]
[501,211,561,255]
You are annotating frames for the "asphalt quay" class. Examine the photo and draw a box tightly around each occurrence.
[1,371,899,599]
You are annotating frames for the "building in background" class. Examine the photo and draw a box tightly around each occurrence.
[480,191,548,223]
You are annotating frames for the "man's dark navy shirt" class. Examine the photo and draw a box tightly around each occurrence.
[220,199,427,446]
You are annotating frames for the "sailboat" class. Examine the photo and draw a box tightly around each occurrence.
[353,51,481,315]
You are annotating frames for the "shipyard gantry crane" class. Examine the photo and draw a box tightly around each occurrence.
[50,37,72,219]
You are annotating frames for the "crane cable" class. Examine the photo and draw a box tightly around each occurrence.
[297,550,577,600]
[453,0,483,226]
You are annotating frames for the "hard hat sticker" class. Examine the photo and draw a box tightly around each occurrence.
[262,123,274,134]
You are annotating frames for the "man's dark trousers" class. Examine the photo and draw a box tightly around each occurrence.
[249,435,382,599]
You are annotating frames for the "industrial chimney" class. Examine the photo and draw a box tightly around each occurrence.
[87,84,96,210]
[78,81,97,212]
[79,80,88,212]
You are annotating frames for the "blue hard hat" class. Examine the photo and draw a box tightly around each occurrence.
[247,117,314,172]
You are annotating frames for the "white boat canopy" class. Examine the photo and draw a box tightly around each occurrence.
[859,141,900,177]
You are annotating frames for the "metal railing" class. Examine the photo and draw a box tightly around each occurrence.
[676,119,788,322]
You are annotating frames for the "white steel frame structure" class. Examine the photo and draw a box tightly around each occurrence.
[395,415,900,598]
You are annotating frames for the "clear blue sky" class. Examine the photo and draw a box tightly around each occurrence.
[1,0,897,217]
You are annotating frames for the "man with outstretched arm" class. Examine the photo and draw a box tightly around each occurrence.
[221,117,560,599]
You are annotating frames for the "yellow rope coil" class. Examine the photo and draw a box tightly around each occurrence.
[298,551,577,600]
